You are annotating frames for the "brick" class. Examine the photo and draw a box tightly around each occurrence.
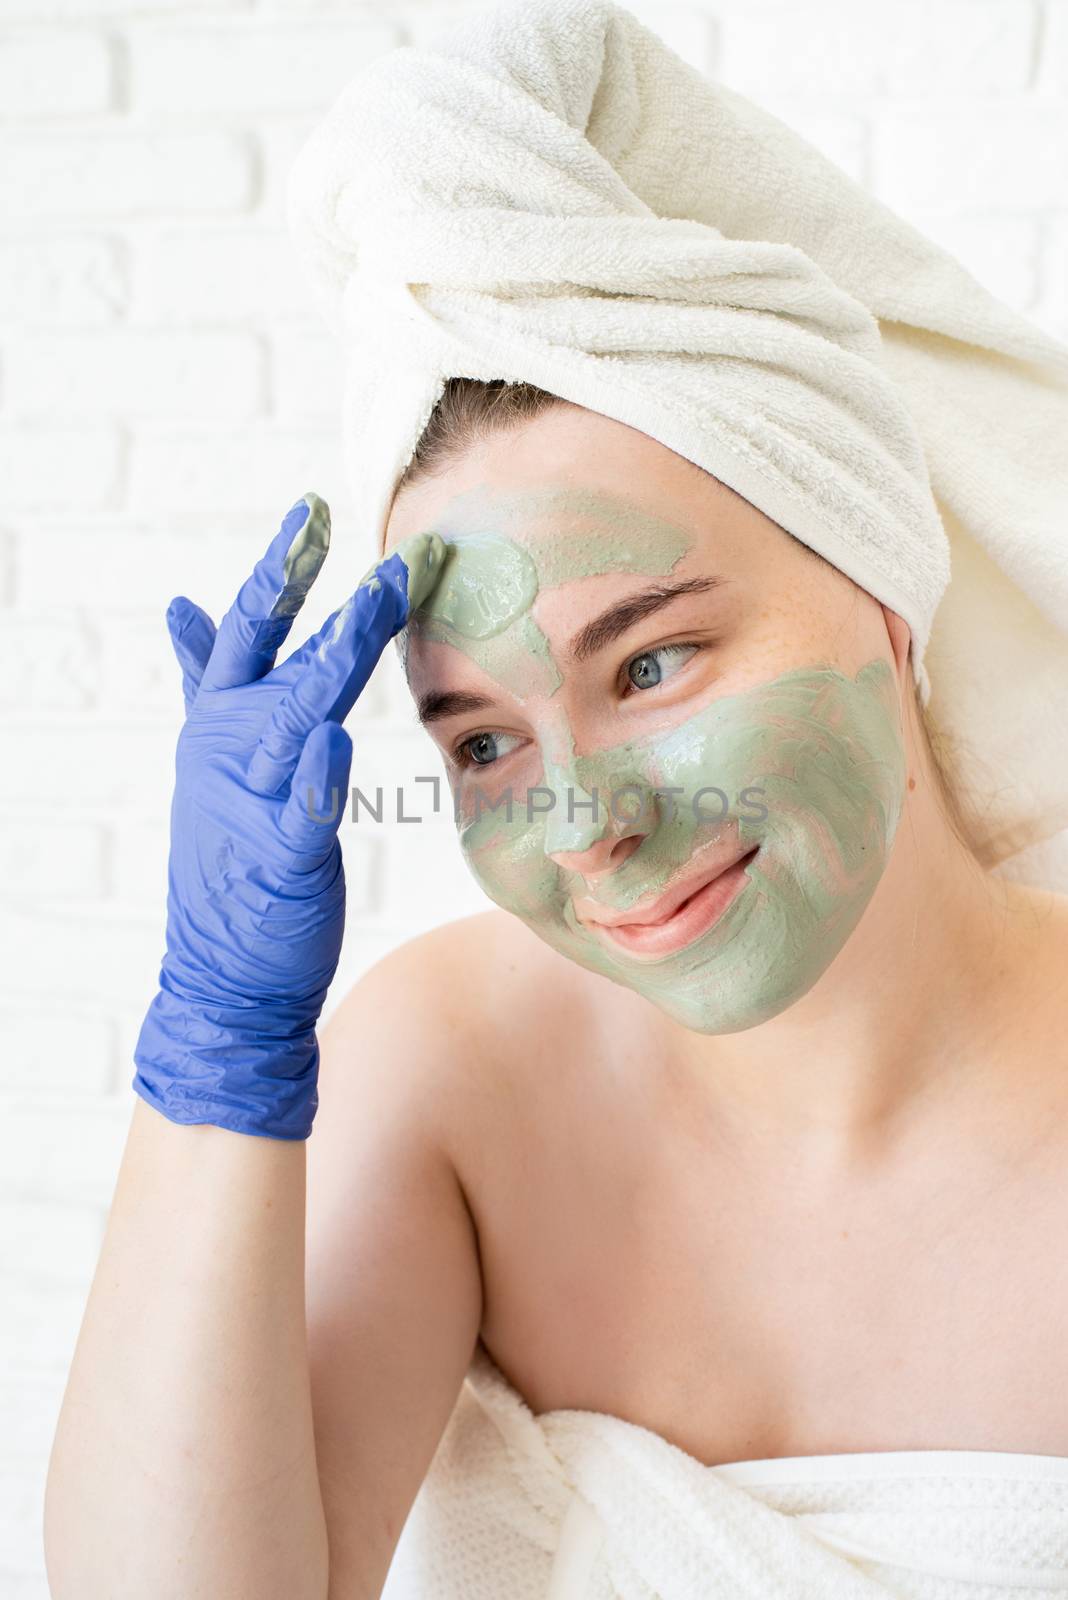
[271,326,345,421]
[1040,0,1068,93]
[0,234,127,328]
[0,529,13,606]
[6,330,265,422]
[19,521,376,679]
[0,1280,89,1373]
[337,831,381,915]
[1,131,256,222]
[398,1,523,48]
[130,17,400,114]
[132,227,313,322]
[114,1007,151,1082]
[0,0,250,11]
[0,1569,50,1599]
[18,525,286,614]
[0,1202,103,1286]
[0,719,176,808]
[334,724,447,825]
[0,1102,132,1207]
[0,613,97,713]
[0,26,114,117]
[110,815,168,907]
[717,0,1034,96]
[17,521,362,684]
[0,906,165,1013]
[407,3,713,71]
[94,610,190,718]
[0,1003,113,1093]
[256,117,325,228]
[127,427,348,518]
[873,106,1068,211]
[381,823,492,931]
[0,1460,46,1574]
[0,820,107,900]
[1,427,122,512]
[0,1379,65,1485]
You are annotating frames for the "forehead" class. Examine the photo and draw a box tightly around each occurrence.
[383,404,739,560]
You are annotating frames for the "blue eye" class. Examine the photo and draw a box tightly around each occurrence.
[454,730,521,769]
[625,642,700,692]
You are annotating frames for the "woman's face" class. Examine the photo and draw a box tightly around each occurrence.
[383,405,909,1034]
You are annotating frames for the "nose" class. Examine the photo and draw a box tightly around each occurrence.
[544,778,653,877]
[548,825,645,879]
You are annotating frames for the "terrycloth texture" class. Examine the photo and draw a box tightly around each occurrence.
[285,0,1068,885]
[378,1341,1068,1598]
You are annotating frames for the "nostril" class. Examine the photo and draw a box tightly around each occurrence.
[551,830,643,881]
[610,833,643,868]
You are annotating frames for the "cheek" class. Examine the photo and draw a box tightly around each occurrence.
[727,662,907,914]
[459,805,561,919]
[456,659,906,930]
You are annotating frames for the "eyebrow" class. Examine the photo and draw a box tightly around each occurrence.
[566,575,727,662]
[414,575,727,726]
[417,687,499,727]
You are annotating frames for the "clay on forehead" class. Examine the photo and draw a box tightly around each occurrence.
[415,482,698,584]
[407,481,697,698]
[412,530,539,639]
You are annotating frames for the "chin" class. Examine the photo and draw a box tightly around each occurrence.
[512,841,887,1036]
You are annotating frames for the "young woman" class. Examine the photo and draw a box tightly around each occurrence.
[44,377,1068,1599]
[43,0,1068,1582]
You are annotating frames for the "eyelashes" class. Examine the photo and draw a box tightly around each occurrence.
[452,729,522,770]
[621,639,700,695]
[450,639,708,771]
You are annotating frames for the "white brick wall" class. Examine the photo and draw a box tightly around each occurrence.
[0,1,1064,1591]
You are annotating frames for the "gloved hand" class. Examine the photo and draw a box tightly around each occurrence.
[132,494,445,1140]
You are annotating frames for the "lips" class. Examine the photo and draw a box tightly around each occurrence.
[577,844,760,959]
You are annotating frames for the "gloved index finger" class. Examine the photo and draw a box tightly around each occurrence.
[200,493,331,694]
[246,530,446,796]
[318,530,447,720]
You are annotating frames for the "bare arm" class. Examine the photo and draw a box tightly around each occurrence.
[44,501,460,1596]
[305,928,485,1600]
[45,925,486,1600]
[44,1098,329,1600]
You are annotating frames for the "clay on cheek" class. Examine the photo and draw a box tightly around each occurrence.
[462,658,907,1036]
[407,484,907,1036]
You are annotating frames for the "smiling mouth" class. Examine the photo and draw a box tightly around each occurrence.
[584,846,760,959]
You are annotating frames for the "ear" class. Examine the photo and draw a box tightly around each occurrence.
[880,605,912,684]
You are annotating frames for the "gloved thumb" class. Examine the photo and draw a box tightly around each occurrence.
[278,719,353,863]
[166,596,217,715]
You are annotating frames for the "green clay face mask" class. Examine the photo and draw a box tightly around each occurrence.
[404,484,695,700]
[407,486,907,1034]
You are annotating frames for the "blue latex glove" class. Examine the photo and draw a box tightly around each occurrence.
[132,494,445,1140]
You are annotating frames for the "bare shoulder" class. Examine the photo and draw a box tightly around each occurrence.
[320,908,606,1152]
[330,907,594,1036]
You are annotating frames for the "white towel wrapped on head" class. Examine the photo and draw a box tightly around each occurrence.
[285,0,1068,887]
